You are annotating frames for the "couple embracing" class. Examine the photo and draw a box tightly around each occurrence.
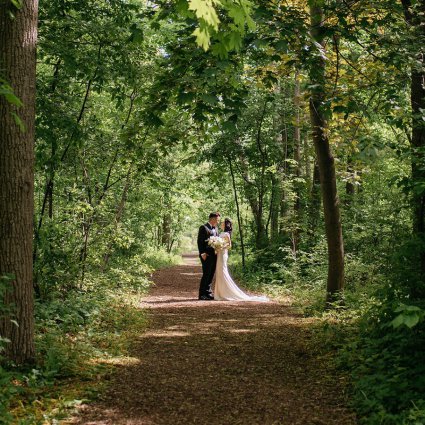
[197,212,269,302]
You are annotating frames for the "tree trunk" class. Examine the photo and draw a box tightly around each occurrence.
[309,161,321,239]
[237,143,268,249]
[102,166,133,269]
[228,158,246,268]
[269,174,281,243]
[293,70,302,253]
[401,0,425,278]
[161,193,172,249]
[309,2,345,303]
[345,156,355,207]
[0,0,38,364]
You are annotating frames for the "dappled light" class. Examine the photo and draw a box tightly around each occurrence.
[1,0,424,422]
[71,255,355,425]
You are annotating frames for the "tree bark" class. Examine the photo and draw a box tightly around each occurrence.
[345,157,355,207]
[0,0,38,364]
[309,2,345,302]
[161,194,172,251]
[309,161,321,239]
[269,174,281,243]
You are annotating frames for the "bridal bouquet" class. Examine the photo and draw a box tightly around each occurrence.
[207,235,230,253]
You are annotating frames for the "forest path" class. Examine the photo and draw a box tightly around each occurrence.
[71,254,356,425]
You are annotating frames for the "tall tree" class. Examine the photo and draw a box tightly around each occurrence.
[0,0,38,364]
[400,0,425,277]
[293,70,302,253]
[308,0,345,302]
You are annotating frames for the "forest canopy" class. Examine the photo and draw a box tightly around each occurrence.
[0,0,424,423]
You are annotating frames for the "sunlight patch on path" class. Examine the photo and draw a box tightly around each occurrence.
[70,253,356,425]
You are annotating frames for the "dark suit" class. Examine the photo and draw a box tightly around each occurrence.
[197,222,218,297]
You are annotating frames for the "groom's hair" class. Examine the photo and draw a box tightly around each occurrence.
[209,212,220,219]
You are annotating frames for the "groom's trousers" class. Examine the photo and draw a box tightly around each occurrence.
[199,254,217,297]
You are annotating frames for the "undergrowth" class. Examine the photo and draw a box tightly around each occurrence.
[1,249,181,424]
[230,243,425,425]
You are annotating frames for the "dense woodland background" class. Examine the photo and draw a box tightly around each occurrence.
[1,0,425,423]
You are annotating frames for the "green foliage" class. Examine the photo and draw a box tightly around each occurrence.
[4,246,179,422]
[391,304,425,330]
[337,298,425,425]
[0,78,22,107]
[176,0,255,52]
[0,78,25,131]
[0,366,17,424]
[3,0,423,422]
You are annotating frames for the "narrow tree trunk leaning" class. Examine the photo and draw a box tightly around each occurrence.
[401,0,425,279]
[228,158,246,268]
[0,0,38,364]
[293,70,302,253]
[308,1,345,303]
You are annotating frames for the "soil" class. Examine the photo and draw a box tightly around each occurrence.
[69,253,357,425]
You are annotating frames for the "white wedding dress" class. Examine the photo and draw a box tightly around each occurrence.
[214,232,269,302]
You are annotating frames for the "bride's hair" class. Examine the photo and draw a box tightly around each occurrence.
[224,218,233,235]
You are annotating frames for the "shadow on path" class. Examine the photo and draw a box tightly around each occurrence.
[71,254,356,425]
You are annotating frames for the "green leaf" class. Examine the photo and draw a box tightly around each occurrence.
[192,26,211,51]
[390,314,404,328]
[211,42,228,58]
[403,314,420,328]
[222,120,237,132]
[12,112,26,132]
[200,94,219,105]
[10,0,22,9]
[225,31,242,51]
[188,0,220,30]
[128,24,144,44]
[394,304,422,313]
[1,87,23,107]
[177,92,196,104]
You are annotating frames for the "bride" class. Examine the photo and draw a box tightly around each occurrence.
[215,218,269,302]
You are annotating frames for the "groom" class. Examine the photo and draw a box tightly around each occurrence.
[197,212,221,300]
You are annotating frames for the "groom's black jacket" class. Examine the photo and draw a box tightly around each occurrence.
[197,223,217,257]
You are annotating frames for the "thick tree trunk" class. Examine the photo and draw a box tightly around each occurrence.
[309,2,345,302]
[401,0,425,277]
[0,0,38,364]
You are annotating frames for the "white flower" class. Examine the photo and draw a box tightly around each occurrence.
[207,236,230,252]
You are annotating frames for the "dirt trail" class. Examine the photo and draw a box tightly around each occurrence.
[71,254,356,425]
